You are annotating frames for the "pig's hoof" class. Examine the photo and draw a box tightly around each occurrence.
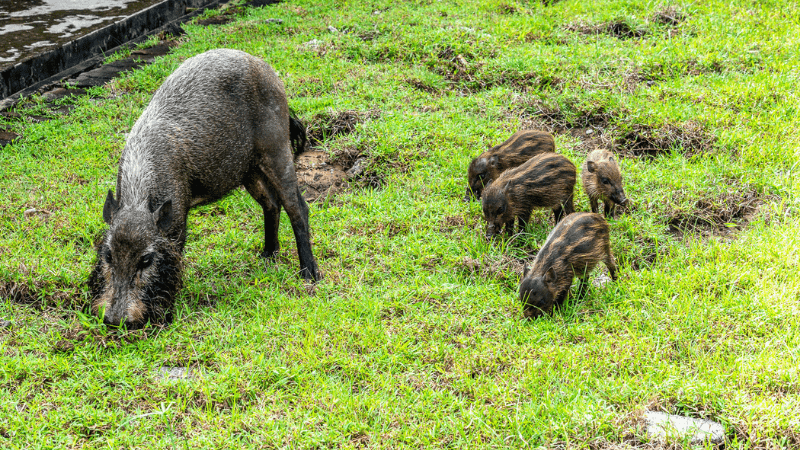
[259,249,280,260]
[300,266,322,282]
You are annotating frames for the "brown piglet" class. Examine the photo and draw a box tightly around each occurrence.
[581,149,627,217]
[481,152,576,237]
[518,212,618,318]
[466,130,555,200]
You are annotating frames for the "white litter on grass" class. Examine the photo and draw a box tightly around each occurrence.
[302,39,323,50]
[644,411,725,445]
[156,366,195,381]
[592,272,612,288]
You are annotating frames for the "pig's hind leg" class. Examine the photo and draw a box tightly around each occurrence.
[244,172,281,259]
[255,144,320,281]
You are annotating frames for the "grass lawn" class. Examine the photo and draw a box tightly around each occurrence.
[1,0,800,448]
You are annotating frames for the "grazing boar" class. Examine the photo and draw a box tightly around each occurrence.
[581,149,627,217]
[466,130,555,200]
[518,212,618,319]
[481,152,575,236]
[88,49,320,328]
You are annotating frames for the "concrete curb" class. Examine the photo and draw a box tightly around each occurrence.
[0,0,226,104]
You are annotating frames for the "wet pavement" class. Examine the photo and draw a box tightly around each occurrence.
[0,0,163,70]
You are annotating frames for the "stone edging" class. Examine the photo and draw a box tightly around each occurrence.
[0,0,228,107]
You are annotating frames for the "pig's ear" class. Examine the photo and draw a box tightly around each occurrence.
[103,190,118,225]
[501,182,510,194]
[586,161,597,173]
[544,267,557,285]
[153,199,173,232]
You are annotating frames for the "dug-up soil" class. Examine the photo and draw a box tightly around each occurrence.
[294,150,349,201]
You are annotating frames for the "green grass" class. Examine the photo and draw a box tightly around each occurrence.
[2,0,800,447]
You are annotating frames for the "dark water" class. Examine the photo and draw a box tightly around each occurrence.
[0,0,163,70]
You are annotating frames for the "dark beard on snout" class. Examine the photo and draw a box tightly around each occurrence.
[87,235,184,327]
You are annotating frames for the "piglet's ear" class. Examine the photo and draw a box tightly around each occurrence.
[103,190,118,225]
[586,161,597,173]
[544,267,557,285]
[153,199,173,232]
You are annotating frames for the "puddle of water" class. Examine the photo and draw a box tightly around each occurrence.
[0,0,163,70]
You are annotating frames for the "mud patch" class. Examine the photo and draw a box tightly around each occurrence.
[0,129,20,147]
[565,20,647,40]
[667,190,776,238]
[306,109,380,146]
[300,109,385,193]
[295,150,348,202]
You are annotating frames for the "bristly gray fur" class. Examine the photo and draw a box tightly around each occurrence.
[92,49,320,328]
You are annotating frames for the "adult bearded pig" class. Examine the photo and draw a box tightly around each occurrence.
[89,49,320,328]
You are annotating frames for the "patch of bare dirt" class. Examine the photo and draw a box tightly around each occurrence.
[0,129,19,147]
[295,109,385,196]
[667,190,777,238]
[516,97,615,133]
[295,150,348,202]
[565,20,647,40]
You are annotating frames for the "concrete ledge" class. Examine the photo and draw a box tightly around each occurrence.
[0,0,225,100]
